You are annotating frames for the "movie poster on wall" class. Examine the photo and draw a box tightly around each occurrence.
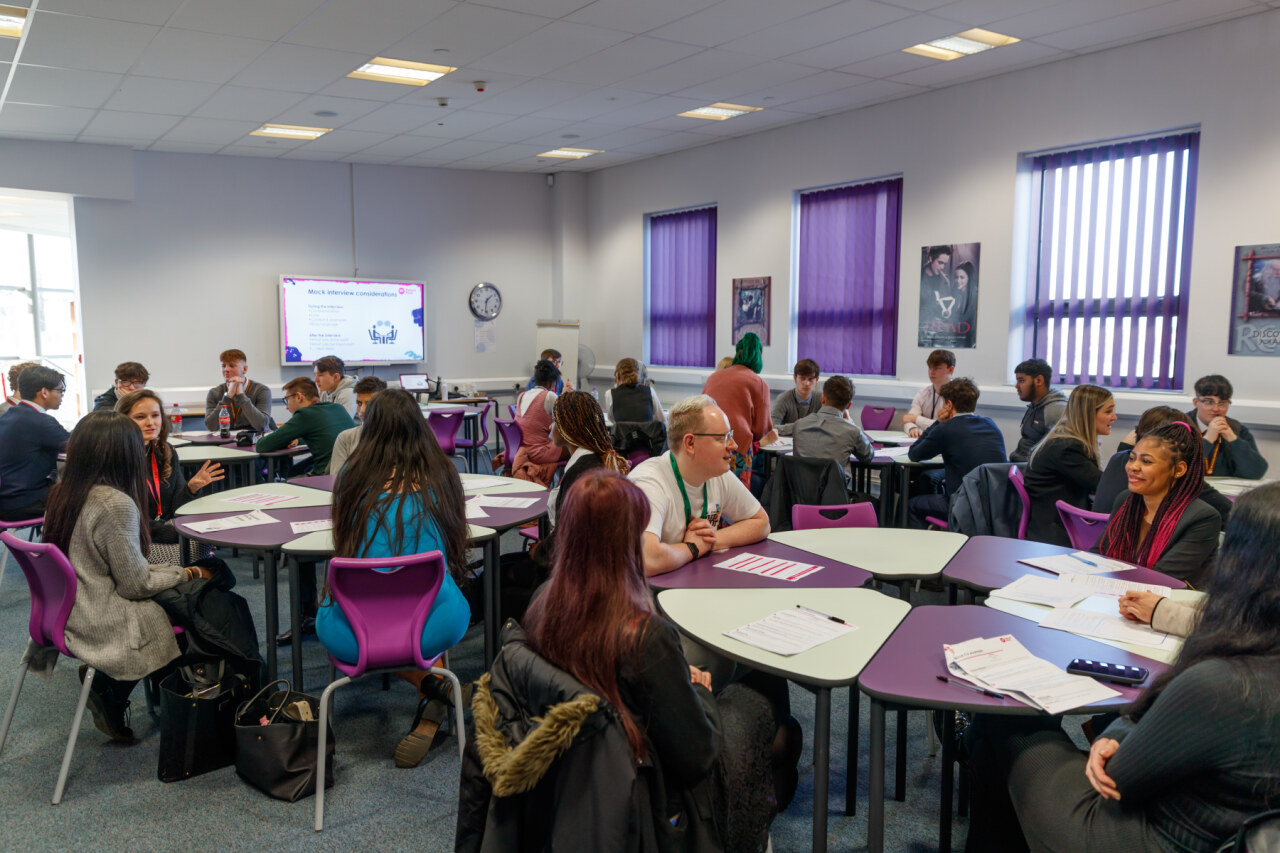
[732,277,771,345]
[918,243,979,349]
[1228,243,1280,356]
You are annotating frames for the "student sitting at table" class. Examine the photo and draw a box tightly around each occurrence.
[903,349,955,438]
[1095,406,1232,526]
[1023,384,1116,547]
[255,377,354,477]
[512,359,570,487]
[524,348,572,394]
[604,357,666,425]
[547,391,630,527]
[0,359,40,417]
[313,355,358,418]
[319,389,472,768]
[771,358,822,436]
[0,365,70,521]
[906,377,1007,529]
[1009,358,1067,463]
[964,481,1280,853]
[328,375,387,475]
[115,389,224,564]
[791,374,874,490]
[1094,422,1221,587]
[205,348,273,433]
[1187,374,1268,479]
[92,361,150,412]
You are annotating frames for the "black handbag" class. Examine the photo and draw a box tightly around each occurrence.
[234,679,335,802]
[157,660,251,783]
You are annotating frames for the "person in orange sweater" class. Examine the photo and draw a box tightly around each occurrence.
[701,333,777,487]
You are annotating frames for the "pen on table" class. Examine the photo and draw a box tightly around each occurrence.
[1070,553,1099,568]
[796,604,846,624]
[935,675,1003,698]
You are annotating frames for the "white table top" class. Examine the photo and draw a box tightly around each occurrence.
[769,527,967,580]
[983,589,1205,664]
[865,430,917,444]
[658,587,911,688]
[459,473,548,494]
[421,403,479,415]
[280,524,498,555]
[175,482,333,516]
[175,445,259,462]
[167,437,191,447]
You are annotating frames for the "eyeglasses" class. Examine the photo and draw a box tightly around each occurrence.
[116,380,146,391]
[53,385,66,393]
[691,432,734,444]
[1196,397,1230,407]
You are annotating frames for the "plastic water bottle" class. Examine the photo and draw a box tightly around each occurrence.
[591,386,599,401]
[170,403,182,433]
[218,404,231,438]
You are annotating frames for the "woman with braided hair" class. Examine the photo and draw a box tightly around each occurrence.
[1095,421,1222,586]
[548,390,630,526]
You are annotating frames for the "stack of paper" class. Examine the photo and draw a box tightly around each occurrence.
[875,446,914,458]
[944,634,1121,713]
[289,519,332,534]
[224,491,299,508]
[990,573,1171,607]
[1018,552,1136,575]
[714,552,824,582]
[467,495,538,509]
[724,607,856,656]
[184,509,278,534]
[1037,608,1174,650]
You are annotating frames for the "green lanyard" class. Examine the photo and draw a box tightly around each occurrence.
[669,453,708,525]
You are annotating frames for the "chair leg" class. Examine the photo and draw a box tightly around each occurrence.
[430,666,466,759]
[53,664,95,804]
[314,675,352,832]
[0,653,33,758]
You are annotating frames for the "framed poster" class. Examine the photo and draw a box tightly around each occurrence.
[918,243,979,349]
[732,276,771,345]
[1229,243,1280,355]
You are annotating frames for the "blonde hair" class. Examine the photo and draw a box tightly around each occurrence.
[614,358,642,387]
[1030,384,1112,467]
[667,395,717,448]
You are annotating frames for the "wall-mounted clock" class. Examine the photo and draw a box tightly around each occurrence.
[468,281,502,320]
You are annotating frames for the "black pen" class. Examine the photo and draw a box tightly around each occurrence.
[936,675,1003,698]
[796,604,846,624]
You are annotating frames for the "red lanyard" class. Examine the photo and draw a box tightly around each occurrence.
[146,450,162,518]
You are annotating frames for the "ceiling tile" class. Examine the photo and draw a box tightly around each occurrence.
[79,109,180,139]
[394,73,532,106]
[74,135,148,148]
[395,152,459,166]
[231,134,307,150]
[385,4,553,67]
[471,0,594,19]
[167,0,330,41]
[103,76,219,115]
[351,134,448,159]
[1035,0,1258,52]
[315,76,421,102]
[467,114,576,142]
[783,77,924,113]
[880,0,955,10]
[930,0,1061,27]
[270,95,385,129]
[20,11,158,73]
[544,37,703,86]
[887,38,1064,85]
[230,43,373,93]
[583,125,674,148]
[147,140,227,154]
[985,0,1163,39]
[646,0,853,47]
[0,103,96,135]
[36,0,183,26]
[597,94,708,124]
[0,40,13,63]
[413,138,508,160]
[464,78,597,116]
[401,109,518,138]
[674,60,819,101]
[564,0,720,34]
[451,142,547,165]
[130,29,273,84]
[191,86,306,122]
[468,21,632,76]
[7,66,123,110]
[528,87,657,122]
[283,0,456,54]
[837,49,936,77]
[614,130,714,153]
[720,0,914,58]
[342,152,404,164]
[735,69,871,105]
[218,145,286,159]
[523,119,621,144]
[290,128,391,152]
[338,103,444,135]
[784,13,968,68]
[0,130,82,142]
[620,49,759,95]
[159,116,260,145]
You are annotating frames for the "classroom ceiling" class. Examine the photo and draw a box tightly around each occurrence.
[0,0,1274,174]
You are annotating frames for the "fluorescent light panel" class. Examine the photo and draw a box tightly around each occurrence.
[903,28,1019,61]
[249,123,332,140]
[538,147,603,160]
[0,5,28,39]
[347,57,457,86]
[678,102,763,121]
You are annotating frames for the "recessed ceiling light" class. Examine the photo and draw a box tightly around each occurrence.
[903,28,1019,61]
[249,123,332,140]
[347,57,456,87]
[537,147,603,160]
[0,5,28,39]
[313,110,339,118]
[678,102,763,121]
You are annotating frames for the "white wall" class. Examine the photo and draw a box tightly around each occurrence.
[579,9,1280,469]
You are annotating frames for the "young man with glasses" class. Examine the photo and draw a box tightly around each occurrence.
[1186,375,1268,478]
[0,365,70,521]
[92,361,150,412]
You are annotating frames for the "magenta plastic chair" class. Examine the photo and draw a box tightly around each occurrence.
[454,399,494,467]
[507,404,517,419]
[860,406,896,431]
[1008,466,1031,540]
[493,418,523,476]
[792,502,878,530]
[625,448,652,469]
[0,474,43,588]
[315,550,466,831]
[1056,500,1111,551]
[0,532,94,804]
[427,409,467,470]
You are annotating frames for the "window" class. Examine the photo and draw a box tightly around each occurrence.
[796,177,902,376]
[1023,131,1199,390]
[646,206,716,368]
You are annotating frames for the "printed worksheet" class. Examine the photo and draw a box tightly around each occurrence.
[724,607,856,656]
[464,504,490,520]
[184,510,278,534]
[468,495,539,509]
[1056,574,1171,598]
[223,491,300,508]
[714,553,824,582]
[1018,552,1135,575]
[988,575,1091,608]
[289,519,333,534]
[1038,608,1175,650]
[944,634,1120,713]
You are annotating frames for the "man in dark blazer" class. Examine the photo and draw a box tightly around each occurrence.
[907,377,1007,528]
[0,364,70,520]
[1187,374,1268,479]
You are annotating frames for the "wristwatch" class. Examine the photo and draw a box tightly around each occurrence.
[686,541,701,562]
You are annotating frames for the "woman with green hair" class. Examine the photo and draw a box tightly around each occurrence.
[701,333,777,487]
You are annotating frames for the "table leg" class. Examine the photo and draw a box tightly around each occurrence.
[178,535,190,567]
[895,708,908,801]
[898,465,912,528]
[263,551,278,683]
[846,685,859,816]
[877,465,893,526]
[813,687,831,853]
[947,582,958,606]
[868,696,886,853]
[467,416,479,473]
[898,579,913,605]
[940,708,956,853]
[482,538,498,668]
[288,554,304,692]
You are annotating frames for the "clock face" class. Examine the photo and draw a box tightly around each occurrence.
[469,282,502,320]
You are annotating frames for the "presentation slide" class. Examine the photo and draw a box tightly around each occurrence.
[280,276,424,365]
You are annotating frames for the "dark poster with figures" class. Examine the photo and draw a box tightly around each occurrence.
[732,277,771,345]
[1228,243,1280,356]
[918,243,979,349]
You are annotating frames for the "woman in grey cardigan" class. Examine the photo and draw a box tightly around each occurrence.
[42,412,213,744]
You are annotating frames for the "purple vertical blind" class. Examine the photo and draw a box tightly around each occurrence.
[797,178,902,376]
[648,206,717,368]
[1026,132,1199,390]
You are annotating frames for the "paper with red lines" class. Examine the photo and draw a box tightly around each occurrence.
[714,552,824,582]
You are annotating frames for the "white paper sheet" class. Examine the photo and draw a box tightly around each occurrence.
[875,446,914,458]
[1018,552,1135,575]
[222,491,300,508]
[465,504,490,520]
[1056,574,1171,598]
[714,552,824,582]
[988,575,1091,608]
[468,495,538,509]
[724,607,856,656]
[289,519,333,534]
[944,634,1120,714]
[184,509,278,534]
[1037,608,1175,650]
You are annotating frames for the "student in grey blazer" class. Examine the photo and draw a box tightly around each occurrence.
[41,412,215,744]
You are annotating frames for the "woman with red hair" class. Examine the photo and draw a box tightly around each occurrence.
[1095,421,1222,586]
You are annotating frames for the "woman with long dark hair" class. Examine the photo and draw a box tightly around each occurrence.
[1095,421,1221,585]
[965,482,1280,853]
[42,412,213,743]
[318,389,471,768]
[1024,384,1117,545]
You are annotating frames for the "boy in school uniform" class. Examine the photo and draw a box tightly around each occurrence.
[907,377,1007,528]
[904,349,955,438]
[92,361,150,412]
[0,360,40,418]
[0,365,70,521]
[1187,374,1269,479]
[205,348,274,432]
[771,358,822,436]
[791,375,874,489]
[313,355,358,418]
[1009,358,1068,462]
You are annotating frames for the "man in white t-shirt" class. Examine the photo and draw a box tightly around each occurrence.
[629,394,770,576]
